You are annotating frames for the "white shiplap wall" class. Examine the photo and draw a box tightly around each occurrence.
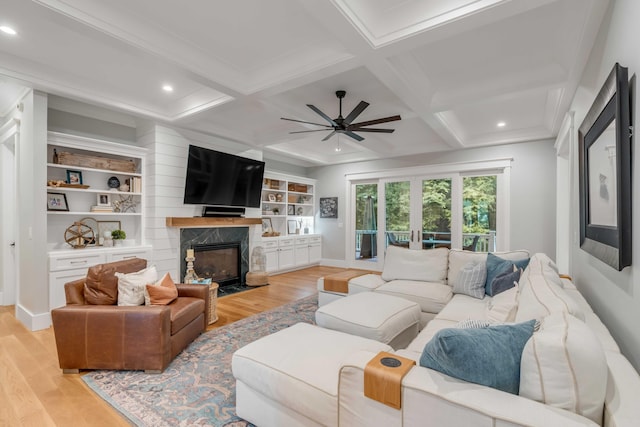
[139,125,264,280]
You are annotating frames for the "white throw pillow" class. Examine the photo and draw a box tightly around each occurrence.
[520,312,607,424]
[486,284,519,323]
[447,249,530,290]
[381,245,449,284]
[452,261,486,299]
[116,265,158,306]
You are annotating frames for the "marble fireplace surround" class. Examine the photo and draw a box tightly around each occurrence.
[180,227,250,286]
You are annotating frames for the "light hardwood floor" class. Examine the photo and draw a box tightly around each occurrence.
[0,265,345,426]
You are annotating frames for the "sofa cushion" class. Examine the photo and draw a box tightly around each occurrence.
[115,265,158,306]
[420,319,536,394]
[232,323,391,426]
[515,256,584,322]
[448,249,529,291]
[84,258,148,305]
[452,261,486,299]
[374,280,452,314]
[381,246,449,284]
[486,284,519,323]
[485,253,529,296]
[520,312,607,424]
[146,272,178,305]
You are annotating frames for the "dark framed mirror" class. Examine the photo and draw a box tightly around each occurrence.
[578,63,632,270]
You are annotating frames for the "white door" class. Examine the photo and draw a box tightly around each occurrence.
[1,121,18,306]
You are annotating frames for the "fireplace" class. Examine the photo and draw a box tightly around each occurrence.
[180,227,250,289]
[193,242,241,287]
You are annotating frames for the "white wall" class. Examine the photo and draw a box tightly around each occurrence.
[309,139,557,263]
[564,0,640,370]
[139,125,263,281]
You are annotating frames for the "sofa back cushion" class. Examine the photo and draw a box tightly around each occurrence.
[382,246,449,284]
[515,254,584,322]
[84,258,147,305]
[520,312,607,424]
[448,249,530,290]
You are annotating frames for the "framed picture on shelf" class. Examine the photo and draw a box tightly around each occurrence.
[268,193,276,202]
[47,192,69,211]
[287,204,295,215]
[319,197,338,218]
[97,193,111,207]
[262,217,273,233]
[66,170,83,185]
[287,219,298,234]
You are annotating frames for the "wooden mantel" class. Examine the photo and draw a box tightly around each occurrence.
[166,217,262,227]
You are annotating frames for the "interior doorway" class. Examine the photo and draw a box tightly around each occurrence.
[1,119,18,306]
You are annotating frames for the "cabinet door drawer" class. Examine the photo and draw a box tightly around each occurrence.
[309,236,322,244]
[262,240,279,249]
[279,238,294,248]
[109,248,151,262]
[49,253,106,271]
[49,269,89,309]
[295,237,309,245]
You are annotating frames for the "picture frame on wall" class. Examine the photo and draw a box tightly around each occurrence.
[578,62,632,271]
[319,197,338,218]
[47,192,69,211]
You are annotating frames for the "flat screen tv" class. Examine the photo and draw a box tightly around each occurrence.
[183,145,265,208]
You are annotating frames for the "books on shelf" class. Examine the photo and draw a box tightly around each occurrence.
[91,205,114,212]
[128,176,142,193]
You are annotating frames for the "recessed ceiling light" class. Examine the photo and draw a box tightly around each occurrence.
[0,26,17,36]
[497,121,506,128]
[162,84,174,93]
[335,146,342,152]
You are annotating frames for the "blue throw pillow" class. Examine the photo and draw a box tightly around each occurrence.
[488,268,521,297]
[485,253,529,295]
[420,320,536,394]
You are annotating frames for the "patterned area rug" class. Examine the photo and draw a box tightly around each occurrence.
[83,294,318,426]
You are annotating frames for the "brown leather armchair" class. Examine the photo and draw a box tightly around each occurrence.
[51,258,209,373]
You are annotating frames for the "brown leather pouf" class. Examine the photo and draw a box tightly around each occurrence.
[246,271,269,287]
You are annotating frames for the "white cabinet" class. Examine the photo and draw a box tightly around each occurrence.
[46,132,147,249]
[294,237,310,266]
[277,238,295,271]
[261,172,316,237]
[48,246,152,310]
[260,235,321,273]
[309,236,322,264]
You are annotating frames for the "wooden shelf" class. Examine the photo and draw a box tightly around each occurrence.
[165,217,262,227]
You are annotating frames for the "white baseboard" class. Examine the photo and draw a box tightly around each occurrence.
[15,303,51,331]
[320,258,348,268]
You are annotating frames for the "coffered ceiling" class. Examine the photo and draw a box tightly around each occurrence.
[0,0,609,165]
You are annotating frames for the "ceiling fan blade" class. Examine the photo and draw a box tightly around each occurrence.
[350,115,401,128]
[289,129,334,134]
[350,128,395,133]
[281,117,332,128]
[344,130,364,142]
[322,131,337,141]
[343,101,369,125]
[307,104,338,126]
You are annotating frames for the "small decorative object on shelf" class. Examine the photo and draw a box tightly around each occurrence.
[184,249,198,284]
[64,221,95,249]
[66,170,83,185]
[107,176,120,189]
[113,195,137,213]
[53,148,59,164]
[111,229,126,246]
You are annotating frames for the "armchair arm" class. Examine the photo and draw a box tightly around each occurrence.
[51,305,172,372]
[176,283,210,324]
[64,278,87,305]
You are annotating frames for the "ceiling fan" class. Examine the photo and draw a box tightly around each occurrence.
[281,90,401,142]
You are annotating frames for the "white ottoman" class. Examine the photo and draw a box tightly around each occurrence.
[315,292,421,349]
[232,323,391,427]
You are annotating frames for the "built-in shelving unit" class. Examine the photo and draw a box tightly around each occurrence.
[261,172,316,236]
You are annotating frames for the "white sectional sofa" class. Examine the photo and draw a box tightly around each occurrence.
[232,248,640,427]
